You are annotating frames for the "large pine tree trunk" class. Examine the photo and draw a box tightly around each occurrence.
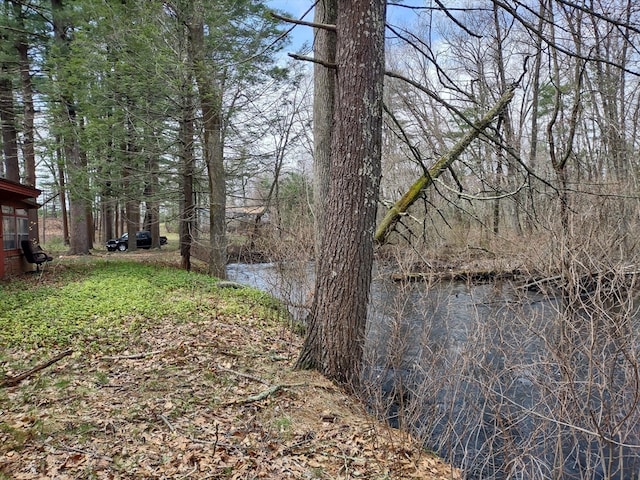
[189,7,227,279]
[52,0,91,254]
[296,0,337,374]
[13,1,40,240]
[297,0,386,389]
[204,105,227,279]
[312,0,337,257]
[0,72,20,182]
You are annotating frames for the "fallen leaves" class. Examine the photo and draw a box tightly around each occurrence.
[1,295,459,479]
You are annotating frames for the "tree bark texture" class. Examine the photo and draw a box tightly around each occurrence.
[189,6,227,279]
[55,144,70,245]
[13,0,40,239]
[146,153,160,249]
[52,0,91,254]
[179,89,195,271]
[312,0,337,258]
[297,0,386,389]
[0,72,19,182]
[374,85,516,245]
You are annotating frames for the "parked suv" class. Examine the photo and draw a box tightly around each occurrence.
[106,231,168,252]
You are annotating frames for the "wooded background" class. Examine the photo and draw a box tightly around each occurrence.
[1,0,638,266]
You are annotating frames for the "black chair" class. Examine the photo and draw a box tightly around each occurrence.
[21,240,54,273]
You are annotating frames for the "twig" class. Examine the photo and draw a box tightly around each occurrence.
[223,385,282,406]
[270,12,336,32]
[216,365,271,385]
[476,377,640,449]
[158,414,176,433]
[288,53,337,69]
[213,423,219,456]
[240,385,282,404]
[226,383,307,406]
[1,349,73,388]
[521,275,564,290]
[176,466,198,479]
[101,349,166,361]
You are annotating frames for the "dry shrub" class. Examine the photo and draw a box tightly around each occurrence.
[362,221,640,479]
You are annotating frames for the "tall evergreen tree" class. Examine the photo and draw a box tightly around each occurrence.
[297,0,386,388]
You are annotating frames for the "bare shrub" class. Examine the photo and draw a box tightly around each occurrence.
[362,232,640,479]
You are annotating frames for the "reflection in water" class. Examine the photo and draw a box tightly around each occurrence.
[227,262,640,480]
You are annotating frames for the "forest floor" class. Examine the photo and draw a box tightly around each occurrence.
[0,253,460,479]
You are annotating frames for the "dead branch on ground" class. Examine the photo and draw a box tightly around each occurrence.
[1,349,73,388]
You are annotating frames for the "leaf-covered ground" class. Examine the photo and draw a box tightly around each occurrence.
[0,257,459,479]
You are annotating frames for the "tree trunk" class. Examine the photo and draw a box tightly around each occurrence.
[13,0,39,239]
[491,3,520,235]
[312,0,337,257]
[147,147,160,249]
[56,144,70,245]
[525,2,545,234]
[296,0,337,376]
[126,199,139,251]
[547,5,583,236]
[0,71,19,182]
[296,0,386,389]
[102,194,115,243]
[179,88,195,271]
[189,7,227,279]
[52,0,91,254]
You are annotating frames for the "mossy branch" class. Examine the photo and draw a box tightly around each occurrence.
[375,86,516,245]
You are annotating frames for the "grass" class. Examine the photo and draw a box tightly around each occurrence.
[0,259,282,351]
[0,255,459,479]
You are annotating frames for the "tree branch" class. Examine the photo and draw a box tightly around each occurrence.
[271,12,336,32]
[1,349,73,388]
[375,86,517,245]
[288,53,336,69]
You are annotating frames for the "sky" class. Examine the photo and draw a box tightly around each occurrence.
[266,0,315,54]
[266,0,427,54]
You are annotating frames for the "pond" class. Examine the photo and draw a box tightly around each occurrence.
[227,262,640,480]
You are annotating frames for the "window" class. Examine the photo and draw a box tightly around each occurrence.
[2,206,29,250]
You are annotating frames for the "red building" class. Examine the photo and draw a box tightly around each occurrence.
[0,178,41,279]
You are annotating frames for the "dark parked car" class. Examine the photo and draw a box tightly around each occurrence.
[106,231,168,252]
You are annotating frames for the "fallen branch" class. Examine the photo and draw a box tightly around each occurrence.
[226,383,308,406]
[521,274,564,290]
[56,443,113,461]
[158,414,177,433]
[1,349,73,388]
[375,85,516,244]
[391,269,524,283]
[239,385,282,404]
[216,364,271,385]
[216,280,246,289]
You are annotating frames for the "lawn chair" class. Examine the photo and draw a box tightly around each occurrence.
[21,240,54,273]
